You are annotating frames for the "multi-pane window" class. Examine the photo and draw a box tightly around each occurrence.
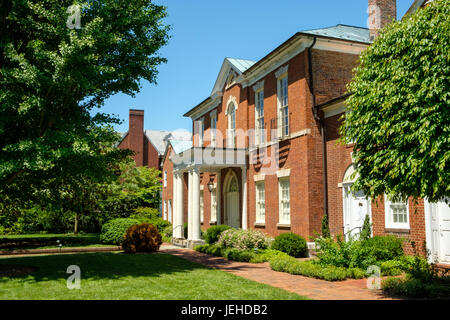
[211,114,217,147]
[256,182,265,223]
[163,171,167,188]
[278,76,289,137]
[279,178,290,224]
[385,195,409,229]
[200,191,204,223]
[198,118,204,146]
[228,105,236,148]
[211,188,217,222]
[163,201,167,220]
[255,90,265,145]
[168,200,172,223]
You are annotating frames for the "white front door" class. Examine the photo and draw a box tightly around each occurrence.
[343,185,371,240]
[427,199,450,264]
[226,191,240,228]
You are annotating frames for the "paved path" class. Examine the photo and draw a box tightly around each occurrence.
[160,245,399,300]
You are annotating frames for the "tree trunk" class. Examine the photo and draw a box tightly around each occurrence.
[74,212,79,235]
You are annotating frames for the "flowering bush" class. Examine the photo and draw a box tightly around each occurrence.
[217,228,270,250]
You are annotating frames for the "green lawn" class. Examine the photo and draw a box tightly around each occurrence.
[0,252,308,300]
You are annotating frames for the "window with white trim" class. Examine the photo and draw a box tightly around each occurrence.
[255,182,265,224]
[163,171,167,188]
[385,195,409,229]
[277,75,289,138]
[168,200,172,223]
[200,190,204,223]
[227,104,236,148]
[255,89,265,145]
[278,177,290,224]
[211,113,217,148]
[198,118,204,147]
[163,201,167,220]
[211,188,217,222]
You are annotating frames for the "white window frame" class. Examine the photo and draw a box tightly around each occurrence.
[384,195,410,230]
[163,171,167,188]
[254,88,265,146]
[168,200,172,223]
[210,111,217,148]
[227,104,236,148]
[255,181,266,224]
[197,117,204,147]
[210,187,217,223]
[163,201,167,220]
[276,68,289,139]
[278,177,291,225]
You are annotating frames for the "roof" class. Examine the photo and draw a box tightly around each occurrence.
[184,24,370,119]
[226,58,256,73]
[143,130,192,156]
[169,140,193,154]
[301,24,371,44]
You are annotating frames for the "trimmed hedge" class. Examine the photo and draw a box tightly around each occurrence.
[204,225,232,244]
[271,232,307,258]
[269,255,366,281]
[100,218,140,245]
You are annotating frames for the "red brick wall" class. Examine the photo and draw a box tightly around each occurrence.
[118,109,162,171]
[325,112,427,256]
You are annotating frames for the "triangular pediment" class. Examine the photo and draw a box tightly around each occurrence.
[211,58,256,96]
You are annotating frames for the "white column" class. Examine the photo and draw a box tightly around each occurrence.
[192,168,201,240]
[176,172,184,239]
[172,172,178,238]
[216,171,221,225]
[188,170,193,240]
[242,165,248,230]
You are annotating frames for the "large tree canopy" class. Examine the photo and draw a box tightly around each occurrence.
[341,0,449,203]
[0,0,170,197]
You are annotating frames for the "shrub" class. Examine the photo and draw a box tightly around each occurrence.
[321,214,330,238]
[132,207,160,219]
[162,225,173,243]
[204,225,232,244]
[222,248,256,262]
[380,259,405,276]
[217,229,269,250]
[315,235,405,270]
[100,218,140,245]
[271,232,307,258]
[382,275,450,299]
[122,223,162,253]
[249,249,291,263]
[268,256,355,281]
[129,209,171,235]
[359,215,372,241]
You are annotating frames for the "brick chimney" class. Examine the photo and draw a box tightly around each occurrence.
[368,0,397,40]
[128,109,145,166]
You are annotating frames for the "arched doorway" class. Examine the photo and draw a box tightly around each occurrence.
[223,170,240,228]
[341,164,371,240]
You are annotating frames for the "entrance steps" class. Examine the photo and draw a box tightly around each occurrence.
[172,238,205,249]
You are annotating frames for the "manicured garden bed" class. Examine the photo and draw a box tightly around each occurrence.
[0,252,308,300]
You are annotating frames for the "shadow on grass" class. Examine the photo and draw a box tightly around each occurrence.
[0,251,210,283]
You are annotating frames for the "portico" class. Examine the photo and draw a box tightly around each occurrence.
[170,147,248,247]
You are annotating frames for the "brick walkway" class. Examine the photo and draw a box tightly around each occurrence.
[160,246,400,300]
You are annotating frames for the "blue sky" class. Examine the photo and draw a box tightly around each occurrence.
[99,0,413,133]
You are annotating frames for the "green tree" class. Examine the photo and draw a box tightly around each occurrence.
[341,0,449,202]
[0,0,170,199]
[359,214,372,241]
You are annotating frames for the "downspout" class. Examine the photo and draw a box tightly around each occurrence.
[308,37,329,224]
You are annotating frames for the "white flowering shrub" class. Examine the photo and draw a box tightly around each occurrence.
[217,228,270,250]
